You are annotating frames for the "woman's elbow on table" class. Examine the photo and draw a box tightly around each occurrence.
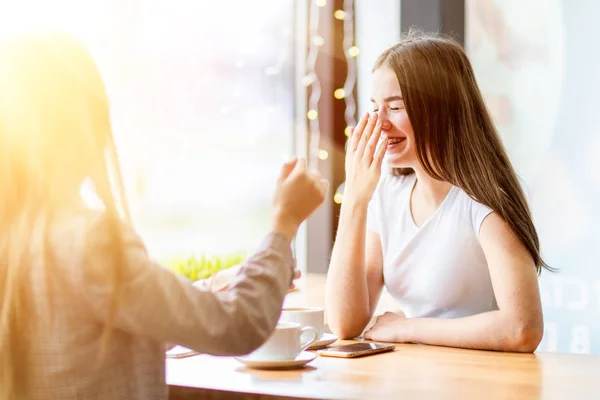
[328,317,369,340]
[336,330,365,341]
[504,320,544,353]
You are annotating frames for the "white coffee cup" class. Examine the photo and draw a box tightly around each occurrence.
[280,307,325,339]
[247,322,318,361]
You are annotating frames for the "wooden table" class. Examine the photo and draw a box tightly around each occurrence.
[167,274,599,399]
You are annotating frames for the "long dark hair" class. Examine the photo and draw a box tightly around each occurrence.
[374,31,550,274]
[0,32,130,399]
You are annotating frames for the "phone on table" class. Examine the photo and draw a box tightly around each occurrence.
[317,342,396,358]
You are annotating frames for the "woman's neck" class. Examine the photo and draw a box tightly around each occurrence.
[412,167,452,207]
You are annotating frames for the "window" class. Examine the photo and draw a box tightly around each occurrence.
[466,0,600,354]
[112,1,299,260]
[0,0,301,261]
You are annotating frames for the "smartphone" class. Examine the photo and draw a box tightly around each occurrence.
[166,345,199,359]
[317,342,395,358]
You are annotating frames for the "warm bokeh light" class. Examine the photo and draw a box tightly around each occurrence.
[313,36,325,46]
[334,88,346,99]
[334,182,345,204]
[345,126,352,137]
[334,10,346,20]
[316,0,327,7]
[307,109,318,120]
[333,193,343,204]
[318,149,328,160]
[348,46,360,57]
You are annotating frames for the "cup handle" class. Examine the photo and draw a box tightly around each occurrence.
[299,326,319,352]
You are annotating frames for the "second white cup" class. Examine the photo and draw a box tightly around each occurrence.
[280,307,325,339]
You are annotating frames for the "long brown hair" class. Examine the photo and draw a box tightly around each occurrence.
[373,30,550,274]
[0,32,130,399]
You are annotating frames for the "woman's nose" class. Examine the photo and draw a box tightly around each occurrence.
[380,118,393,131]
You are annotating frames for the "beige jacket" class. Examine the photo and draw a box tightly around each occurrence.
[27,211,294,399]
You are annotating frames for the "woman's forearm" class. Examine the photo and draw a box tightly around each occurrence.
[326,200,372,338]
[406,311,544,353]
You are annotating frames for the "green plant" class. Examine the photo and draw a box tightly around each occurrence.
[165,252,246,281]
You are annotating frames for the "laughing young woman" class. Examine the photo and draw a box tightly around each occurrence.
[326,32,548,353]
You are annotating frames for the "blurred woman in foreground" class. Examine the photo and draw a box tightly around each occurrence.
[0,32,328,400]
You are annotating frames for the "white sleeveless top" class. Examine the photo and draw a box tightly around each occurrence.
[367,172,498,318]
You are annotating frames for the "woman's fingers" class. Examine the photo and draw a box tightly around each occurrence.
[363,122,382,163]
[318,179,330,196]
[373,137,388,169]
[348,113,370,153]
[279,157,298,181]
[355,113,378,156]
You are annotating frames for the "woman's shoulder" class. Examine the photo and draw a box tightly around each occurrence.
[452,187,494,234]
[49,209,115,241]
[46,209,142,261]
[452,187,493,212]
[44,209,147,284]
[28,209,110,287]
[45,208,104,247]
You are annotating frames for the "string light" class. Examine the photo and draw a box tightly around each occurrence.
[306,0,357,182]
[302,73,316,87]
[342,0,358,135]
[335,0,357,204]
[306,0,322,169]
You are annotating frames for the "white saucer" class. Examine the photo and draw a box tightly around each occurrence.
[307,333,339,350]
[235,351,317,370]
[166,345,198,359]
